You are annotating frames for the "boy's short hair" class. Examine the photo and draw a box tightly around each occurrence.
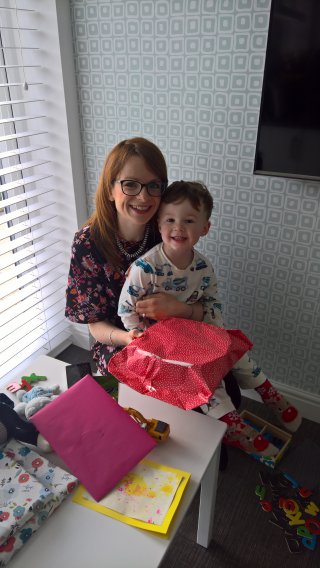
[161,181,213,220]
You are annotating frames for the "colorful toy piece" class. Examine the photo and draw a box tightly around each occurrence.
[7,380,32,393]
[21,373,47,383]
[240,410,292,468]
[6,382,23,394]
[20,379,32,391]
[6,373,47,394]
[255,469,320,553]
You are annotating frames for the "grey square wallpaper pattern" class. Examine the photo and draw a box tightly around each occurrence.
[70,0,320,395]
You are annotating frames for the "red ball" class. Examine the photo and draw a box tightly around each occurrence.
[253,435,269,451]
[282,406,298,423]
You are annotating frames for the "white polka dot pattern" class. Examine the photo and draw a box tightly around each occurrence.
[108,318,253,410]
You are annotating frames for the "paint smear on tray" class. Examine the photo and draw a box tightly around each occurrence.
[96,462,182,524]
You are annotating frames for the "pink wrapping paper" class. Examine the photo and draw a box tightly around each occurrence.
[108,318,253,410]
[31,375,156,501]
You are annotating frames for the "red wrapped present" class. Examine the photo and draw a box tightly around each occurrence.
[108,318,252,410]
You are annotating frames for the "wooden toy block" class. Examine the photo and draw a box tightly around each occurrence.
[240,410,292,468]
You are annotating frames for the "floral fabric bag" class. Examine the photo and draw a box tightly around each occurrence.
[0,440,77,566]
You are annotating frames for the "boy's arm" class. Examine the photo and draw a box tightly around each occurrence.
[199,267,224,328]
[118,261,153,331]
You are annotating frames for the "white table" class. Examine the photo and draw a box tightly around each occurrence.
[6,355,226,568]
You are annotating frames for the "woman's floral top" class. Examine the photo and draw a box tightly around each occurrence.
[65,225,158,373]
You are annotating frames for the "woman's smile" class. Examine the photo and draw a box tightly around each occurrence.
[129,203,152,213]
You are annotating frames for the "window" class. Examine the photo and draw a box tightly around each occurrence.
[0,0,88,384]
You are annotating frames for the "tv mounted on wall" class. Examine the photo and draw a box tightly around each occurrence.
[254,0,320,181]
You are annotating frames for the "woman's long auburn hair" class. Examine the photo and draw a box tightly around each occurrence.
[86,137,168,269]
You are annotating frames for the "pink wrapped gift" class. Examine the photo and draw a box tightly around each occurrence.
[31,374,156,501]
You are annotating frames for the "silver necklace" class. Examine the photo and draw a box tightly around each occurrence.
[115,224,150,260]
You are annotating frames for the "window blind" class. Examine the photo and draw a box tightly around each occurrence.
[0,2,69,381]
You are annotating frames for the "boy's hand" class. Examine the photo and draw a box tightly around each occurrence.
[136,292,192,320]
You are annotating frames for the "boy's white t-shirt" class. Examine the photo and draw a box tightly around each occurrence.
[118,243,223,331]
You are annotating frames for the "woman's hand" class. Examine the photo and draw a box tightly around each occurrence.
[135,293,203,321]
[124,329,144,345]
[89,321,143,347]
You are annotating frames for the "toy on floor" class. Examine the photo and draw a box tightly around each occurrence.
[240,410,292,468]
[124,407,170,442]
[0,394,51,452]
[14,384,60,420]
[255,469,320,553]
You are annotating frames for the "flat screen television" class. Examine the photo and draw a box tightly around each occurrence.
[254,0,320,181]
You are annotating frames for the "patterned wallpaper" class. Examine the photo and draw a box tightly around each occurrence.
[70,0,320,395]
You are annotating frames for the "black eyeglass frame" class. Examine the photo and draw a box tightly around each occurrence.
[115,179,168,197]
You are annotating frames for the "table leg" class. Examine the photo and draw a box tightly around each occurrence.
[196,441,222,547]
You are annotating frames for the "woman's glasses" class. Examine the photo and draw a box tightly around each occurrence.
[115,179,167,197]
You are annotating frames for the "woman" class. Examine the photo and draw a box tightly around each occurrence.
[65,137,203,373]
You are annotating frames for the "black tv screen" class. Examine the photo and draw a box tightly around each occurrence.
[254,0,320,181]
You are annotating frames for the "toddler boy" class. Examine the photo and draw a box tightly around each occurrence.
[118,181,301,457]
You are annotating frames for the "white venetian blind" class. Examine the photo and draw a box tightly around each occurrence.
[0,2,69,381]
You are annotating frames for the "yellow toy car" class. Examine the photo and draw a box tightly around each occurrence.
[124,407,170,442]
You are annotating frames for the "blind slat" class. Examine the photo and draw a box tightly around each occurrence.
[0,303,41,341]
[0,248,61,285]
[0,302,63,355]
[0,186,53,208]
[0,338,49,380]
[0,7,35,12]
[1,313,46,354]
[0,64,41,68]
[0,277,66,328]
[0,173,51,193]
[0,114,44,124]
[0,314,67,365]
[0,200,55,225]
[0,324,48,367]
[0,159,50,177]
[0,213,56,240]
[0,99,43,107]
[0,224,57,257]
[0,237,60,270]
[0,145,48,159]
[0,321,69,379]
[0,260,62,299]
[0,26,37,31]
[0,47,39,51]
[1,269,63,313]
[0,293,64,341]
[0,130,47,142]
